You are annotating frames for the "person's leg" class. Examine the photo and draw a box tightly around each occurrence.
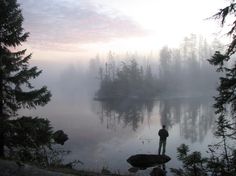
[162,140,166,155]
[158,140,162,155]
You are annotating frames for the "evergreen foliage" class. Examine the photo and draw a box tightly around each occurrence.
[95,37,218,101]
[206,1,236,175]
[0,0,57,160]
[6,116,68,166]
[208,0,236,119]
[173,1,236,175]
[96,59,156,100]
[171,144,208,176]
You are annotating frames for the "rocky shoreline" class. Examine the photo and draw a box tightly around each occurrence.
[0,159,125,176]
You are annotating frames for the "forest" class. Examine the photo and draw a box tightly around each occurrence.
[94,35,221,100]
[2,0,236,176]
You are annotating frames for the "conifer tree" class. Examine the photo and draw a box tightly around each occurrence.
[173,2,236,175]
[0,0,51,157]
[207,1,236,175]
[208,1,236,121]
[170,144,208,176]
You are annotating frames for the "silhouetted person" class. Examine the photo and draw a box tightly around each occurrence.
[158,125,169,155]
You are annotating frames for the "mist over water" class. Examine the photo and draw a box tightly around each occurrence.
[2,0,233,175]
[20,51,219,174]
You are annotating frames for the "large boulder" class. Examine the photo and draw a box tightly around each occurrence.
[127,154,171,169]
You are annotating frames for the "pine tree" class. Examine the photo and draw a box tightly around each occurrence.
[208,1,236,117]
[0,0,51,157]
[207,1,236,175]
[170,144,208,176]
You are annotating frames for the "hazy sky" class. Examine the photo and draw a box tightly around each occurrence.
[18,0,227,61]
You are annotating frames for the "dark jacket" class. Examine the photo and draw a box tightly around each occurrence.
[158,129,169,141]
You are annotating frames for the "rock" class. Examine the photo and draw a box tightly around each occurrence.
[127,154,171,168]
[150,166,166,176]
[53,130,68,145]
[128,167,139,173]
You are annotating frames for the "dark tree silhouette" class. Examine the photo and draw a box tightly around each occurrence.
[207,2,236,173]
[170,144,208,176]
[96,59,153,99]
[170,2,236,175]
[0,0,51,157]
[171,1,236,175]
[208,2,236,115]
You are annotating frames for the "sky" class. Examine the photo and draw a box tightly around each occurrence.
[18,0,228,62]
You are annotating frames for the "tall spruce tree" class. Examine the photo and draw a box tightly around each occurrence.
[0,0,51,157]
[208,1,236,143]
[207,1,236,175]
[208,1,236,119]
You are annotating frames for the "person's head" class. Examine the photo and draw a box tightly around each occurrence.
[162,125,166,129]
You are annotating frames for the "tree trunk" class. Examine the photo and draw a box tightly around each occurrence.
[0,131,4,158]
[0,105,4,158]
[0,55,5,158]
[223,135,229,172]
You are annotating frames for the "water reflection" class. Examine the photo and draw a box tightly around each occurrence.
[97,97,215,143]
[160,98,215,142]
[150,165,166,176]
[97,99,154,131]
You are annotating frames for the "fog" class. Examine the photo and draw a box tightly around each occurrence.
[24,35,222,133]
[2,0,234,175]
[31,35,220,103]
[16,35,222,173]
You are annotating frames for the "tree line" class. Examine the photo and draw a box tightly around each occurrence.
[3,0,236,175]
[93,35,221,100]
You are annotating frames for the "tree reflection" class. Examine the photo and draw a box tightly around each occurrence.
[96,98,215,142]
[98,99,154,131]
[159,98,215,142]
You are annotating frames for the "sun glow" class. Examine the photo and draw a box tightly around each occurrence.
[21,0,228,59]
[86,0,225,54]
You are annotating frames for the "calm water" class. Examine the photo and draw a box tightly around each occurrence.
[19,64,217,175]
[22,86,217,175]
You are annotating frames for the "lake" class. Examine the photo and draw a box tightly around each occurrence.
[21,82,217,175]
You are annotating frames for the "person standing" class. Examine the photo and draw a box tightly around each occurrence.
[158,125,169,155]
